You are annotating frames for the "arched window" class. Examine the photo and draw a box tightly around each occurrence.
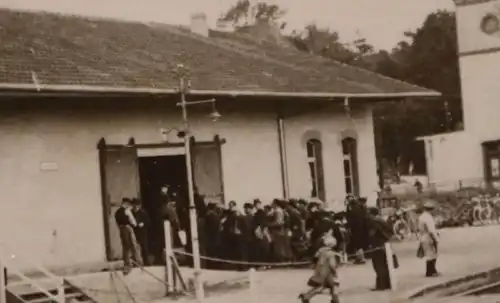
[342,137,360,196]
[307,139,325,201]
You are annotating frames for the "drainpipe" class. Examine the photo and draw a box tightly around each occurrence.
[277,112,290,199]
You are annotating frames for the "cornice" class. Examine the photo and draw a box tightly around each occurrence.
[455,0,497,7]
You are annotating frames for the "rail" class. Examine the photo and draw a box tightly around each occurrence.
[0,244,65,303]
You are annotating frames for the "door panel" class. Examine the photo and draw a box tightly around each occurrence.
[102,148,140,260]
[191,144,224,204]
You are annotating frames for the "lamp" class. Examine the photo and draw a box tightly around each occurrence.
[208,100,221,122]
[126,137,136,147]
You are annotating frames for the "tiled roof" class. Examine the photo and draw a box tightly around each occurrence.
[0,9,437,96]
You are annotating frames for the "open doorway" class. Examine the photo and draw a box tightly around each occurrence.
[138,154,188,264]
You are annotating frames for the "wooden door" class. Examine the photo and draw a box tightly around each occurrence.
[191,142,225,204]
[100,147,140,260]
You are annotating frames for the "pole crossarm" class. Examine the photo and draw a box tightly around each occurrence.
[176,99,216,107]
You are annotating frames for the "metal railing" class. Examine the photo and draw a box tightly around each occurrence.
[0,244,65,303]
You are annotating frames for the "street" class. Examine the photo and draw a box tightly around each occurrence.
[172,225,500,303]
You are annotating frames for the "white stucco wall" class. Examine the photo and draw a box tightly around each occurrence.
[284,104,378,206]
[0,100,378,269]
[459,52,500,140]
[419,1,500,186]
[420,131,483,188]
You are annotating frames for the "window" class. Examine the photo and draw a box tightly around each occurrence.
[306,139,325,201]
[342,137,360,196]
[484,141,500,183]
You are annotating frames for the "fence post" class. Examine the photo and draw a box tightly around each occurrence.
[0,259,6,303]
[385,243,398,291]
[164,221,174,295]
[56,278,65,303]
[248,268,256,303]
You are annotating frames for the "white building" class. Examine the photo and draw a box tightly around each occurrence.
[0,9,437,269]
[419,0,500,190]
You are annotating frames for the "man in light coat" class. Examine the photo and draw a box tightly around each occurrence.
[417,200,440,277]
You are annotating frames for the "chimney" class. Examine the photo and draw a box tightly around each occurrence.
[190,12,209,37]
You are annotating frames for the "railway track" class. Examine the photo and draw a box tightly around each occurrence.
[428,280,500,303]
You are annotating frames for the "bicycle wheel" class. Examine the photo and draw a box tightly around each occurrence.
[393,220,409,240]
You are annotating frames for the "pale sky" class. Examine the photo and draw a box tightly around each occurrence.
[0,0,455,50]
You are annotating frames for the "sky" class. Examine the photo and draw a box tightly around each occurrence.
[0,0,455,50]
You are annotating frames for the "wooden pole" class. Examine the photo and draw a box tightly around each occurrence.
[248,268,256,303]
[56,278,65,303]
[385,243,398,291]
[178,72,204,302]
[0,260,6,303]
[164,221,174,295]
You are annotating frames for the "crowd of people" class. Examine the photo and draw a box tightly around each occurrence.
[165,191,396,279]
[115,185,440,300]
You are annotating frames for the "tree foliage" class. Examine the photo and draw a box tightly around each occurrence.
[288,24,360,63]
[218,0,287,28]
[218,4,462,180]
[373,10,462,176]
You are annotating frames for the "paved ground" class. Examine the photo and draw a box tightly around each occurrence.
[160,225,500,303]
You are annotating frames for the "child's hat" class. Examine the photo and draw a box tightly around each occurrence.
[322,234,337,247]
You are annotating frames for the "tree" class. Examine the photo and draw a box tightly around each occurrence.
[287,24,376,65]
[219,1,374,65]
[218,0,287,28]
[373,10,463,176]
[288,24,352,61]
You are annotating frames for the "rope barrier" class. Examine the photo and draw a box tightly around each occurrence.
[75,264,196,298]
[172,244,387,267]
[130,260,171,287]
[113,270,139,303]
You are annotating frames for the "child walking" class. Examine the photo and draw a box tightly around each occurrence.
[299,233,340,303]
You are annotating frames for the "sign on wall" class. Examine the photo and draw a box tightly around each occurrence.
[40,162,59,172]
[456,0,500,55]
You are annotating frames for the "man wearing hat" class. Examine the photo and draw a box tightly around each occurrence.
[132,198,150,266]
[367,207,394,291]
[417,200,440,277]
[346,197,369,264]
[115,197,143,273]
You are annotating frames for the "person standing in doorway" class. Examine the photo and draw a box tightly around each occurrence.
[417,200,440,277]
[132,198,151,266]
[115,197,143,273]
[161,186,183,248]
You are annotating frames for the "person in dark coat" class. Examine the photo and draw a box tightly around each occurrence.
[132,198,151,266]
[345,197,369,264]
[268,199,289,262]
[253,199,271,265]
[221,201,244,270]
[162,187,183,248]
[287,201,308,260]
[367,207,394,291]
[241,203,256,266]
[205,202,221,269]
[306,202,322,253]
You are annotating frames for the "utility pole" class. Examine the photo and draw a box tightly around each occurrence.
[175,64,218,302]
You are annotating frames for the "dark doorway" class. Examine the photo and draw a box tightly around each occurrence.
[138,155,188,264]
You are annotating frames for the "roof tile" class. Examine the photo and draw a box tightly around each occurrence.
[0,9,435,95]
